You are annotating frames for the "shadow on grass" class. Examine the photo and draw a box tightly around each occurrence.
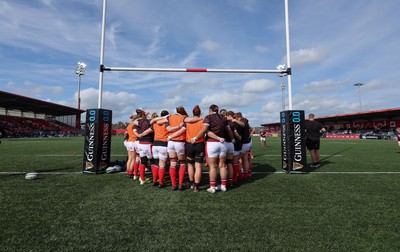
[225,162,276,190]
[306,160,334,173]
[142,163,276,192]
[36,166,77,173]
[301,146,354,173]
[319,146,354,163]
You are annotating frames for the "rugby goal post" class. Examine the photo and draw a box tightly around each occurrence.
[97,0,293,110]
[84,0,306,174]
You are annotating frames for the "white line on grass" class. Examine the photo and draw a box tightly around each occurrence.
[260,154,343,157]
[253,171,400,174]
[37,154,83,157]
[36,154,128,157]
[323,141,357,145]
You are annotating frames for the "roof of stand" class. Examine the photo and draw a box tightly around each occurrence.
[0,90,84,116]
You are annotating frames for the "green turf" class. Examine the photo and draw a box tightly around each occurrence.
[1,136,400,251]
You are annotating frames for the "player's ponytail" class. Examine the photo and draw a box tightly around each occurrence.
[193,105,201,117]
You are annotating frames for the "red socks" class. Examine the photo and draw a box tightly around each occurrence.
[139,164,146,181]
[179,164,186,186]
[127,169,133,176]
[169,167,177,188]
[151,165,159,183]
[247,170,252,178]
[133,162,139,176]
[233,163,239,183]
[158,169,166,186]
[221,179,227,187]
[210,180,216,188]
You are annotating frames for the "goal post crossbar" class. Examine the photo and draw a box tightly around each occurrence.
[101,66,289,74]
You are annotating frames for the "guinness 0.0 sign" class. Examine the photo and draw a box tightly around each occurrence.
[83,109,112,174]
[280,110,307,173]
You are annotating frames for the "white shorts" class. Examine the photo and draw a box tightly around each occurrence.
[124,141,133,152]
[134,141,140,153]
[167,141,186,156]
[260,137,266,141]
[152,146,168,160]
[241,140,253,154]
[225,142,234,154]
[233,150,241,156]
[124,141,137,152]
[206,141,227,158]
[138,143,153,158]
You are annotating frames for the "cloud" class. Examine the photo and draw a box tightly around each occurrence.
[231,0,260,13]
[284,47,330,67]
[242,79,276,93]
[199,40,220,51]
[144,25,166,56]
[158,96,188,110]
[164,78,224,97]
[39,0,52,6]
[79,88,140,122]
[180,40,220,66]
[255,45,269,53]
[181,51,200,66]
[302,79,346,92]
[128,95,189,118]
[363,79,384,92]
[200,92,260,108]
[5,81,64,97]
[261,101,281,113]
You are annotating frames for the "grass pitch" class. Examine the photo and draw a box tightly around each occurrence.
[1,136,400,251]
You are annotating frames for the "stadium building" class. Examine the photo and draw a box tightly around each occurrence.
[0,90,84,138]
[261,107,400,139]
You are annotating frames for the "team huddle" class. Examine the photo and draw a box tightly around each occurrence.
[124,104,253,193]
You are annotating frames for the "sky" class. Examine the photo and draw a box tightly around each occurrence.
[1,0,399,127]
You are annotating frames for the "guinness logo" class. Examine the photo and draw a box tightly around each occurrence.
[100,161,108,170]
[293,162,304,170]
[85,162,94,170]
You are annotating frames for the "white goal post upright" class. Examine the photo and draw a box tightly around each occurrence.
[98,0,107,109]
[284,0,293,110]
[97,0,293,109]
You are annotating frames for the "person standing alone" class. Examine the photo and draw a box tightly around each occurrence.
[305,113,326,168]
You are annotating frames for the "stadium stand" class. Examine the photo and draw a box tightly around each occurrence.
[261,108,400,140]
[0,90,84,138]
[0,115,80,138]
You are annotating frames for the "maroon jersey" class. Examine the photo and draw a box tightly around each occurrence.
[203,113,228,142]
[241,117,251,144]
[225,120,234,143]
[232,121,242,142]
[136,118,154,143]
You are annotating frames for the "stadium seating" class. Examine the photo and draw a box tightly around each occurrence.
[0,115,79,138]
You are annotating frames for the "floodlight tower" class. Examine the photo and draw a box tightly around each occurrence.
[353,82,364,111]
[75,62,87,129]
[277,64,287,110]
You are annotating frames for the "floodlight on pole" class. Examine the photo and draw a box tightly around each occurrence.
[75,62,86,128]
[353,82,364,111]
[277,64,287,110]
